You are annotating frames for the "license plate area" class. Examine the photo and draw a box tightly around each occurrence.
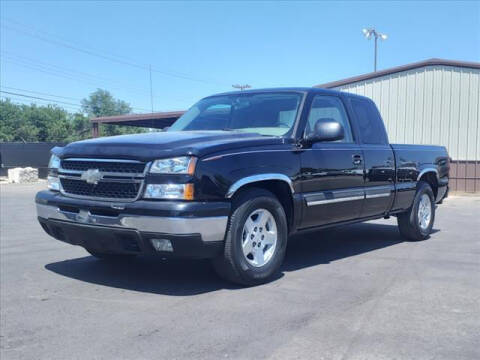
[47,219,142,253]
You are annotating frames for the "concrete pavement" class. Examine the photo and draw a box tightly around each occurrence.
[1,183,479,360]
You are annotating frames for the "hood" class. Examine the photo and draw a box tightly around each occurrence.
[54,131,285,161]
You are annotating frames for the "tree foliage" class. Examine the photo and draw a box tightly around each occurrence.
[0,89,145,142]
[0,99,80,142]
[81,89,131,117]
[81,89,144,137]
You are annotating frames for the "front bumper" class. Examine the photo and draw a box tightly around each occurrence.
[36,191,230,258]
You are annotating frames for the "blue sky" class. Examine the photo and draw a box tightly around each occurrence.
[1,1,479,113]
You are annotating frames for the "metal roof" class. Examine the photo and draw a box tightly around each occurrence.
[90,110,185,129]
[315,58,480,89]
[88,59,479,130]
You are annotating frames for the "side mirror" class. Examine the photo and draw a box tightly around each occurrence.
[304,119,344,144]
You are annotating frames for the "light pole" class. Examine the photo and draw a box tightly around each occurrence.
[362,28,388,72]
[232,84,252,91]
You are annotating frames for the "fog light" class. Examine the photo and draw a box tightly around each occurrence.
[150,238,173,252]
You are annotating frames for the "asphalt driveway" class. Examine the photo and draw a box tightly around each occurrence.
[1,183,479,360]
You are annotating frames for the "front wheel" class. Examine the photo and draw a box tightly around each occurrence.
[213,188,288,286]
[397,181,435,241]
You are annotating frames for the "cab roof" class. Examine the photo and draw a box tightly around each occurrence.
[205,87,344,98]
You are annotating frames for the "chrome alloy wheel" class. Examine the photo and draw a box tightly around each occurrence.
[241,208,278,267]
[418,194,432,230]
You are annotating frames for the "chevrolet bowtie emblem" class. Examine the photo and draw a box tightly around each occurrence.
[80,169,103,185]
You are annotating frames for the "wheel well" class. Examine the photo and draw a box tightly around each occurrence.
[419,171,438,198]
[231,180,294,232]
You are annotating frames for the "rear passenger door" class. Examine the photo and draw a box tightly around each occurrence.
[348,97,395,218]
[299,95,365,228]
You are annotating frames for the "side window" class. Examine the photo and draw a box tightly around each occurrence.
[350,98,388,145]
[306,96,353,143]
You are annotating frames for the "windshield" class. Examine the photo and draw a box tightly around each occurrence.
[168,92,303,136]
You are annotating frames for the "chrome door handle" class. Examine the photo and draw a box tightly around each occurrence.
[352,155,363,165]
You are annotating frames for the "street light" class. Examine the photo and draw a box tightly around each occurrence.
[232,84,251,91]
[362,28,388,72]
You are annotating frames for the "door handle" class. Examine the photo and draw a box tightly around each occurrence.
[352,154,363,165]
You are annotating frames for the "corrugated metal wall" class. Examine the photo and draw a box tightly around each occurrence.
[333,65,480,192]
[334,65,480,162]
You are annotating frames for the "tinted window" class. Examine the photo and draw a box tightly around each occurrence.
[350,98,388,144]
[306,96,353,143]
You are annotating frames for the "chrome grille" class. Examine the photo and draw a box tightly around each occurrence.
[58,158,147,201]
[61,159,146,174]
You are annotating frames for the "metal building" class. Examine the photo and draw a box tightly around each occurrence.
[316,58,480,193]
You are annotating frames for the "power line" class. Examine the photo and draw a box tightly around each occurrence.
[1,51,196,105]
[2,58,143,96]
[1,51,152,97]
[1,18,229,86]
[1,23,147,70]
[149,64,154,112]
[1,95,82,112]
[1,86,81,102]
[0,90,152,113]
[0,90,82,107]
[2,17,152,67]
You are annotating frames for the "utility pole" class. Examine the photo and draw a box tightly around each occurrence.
[362,28,388,72]
[149,64,154,112]
[232,84,252,91]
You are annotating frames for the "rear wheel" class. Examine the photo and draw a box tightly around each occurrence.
[213,188,288,286]
[86,249,137,261]
[397,181,435,241]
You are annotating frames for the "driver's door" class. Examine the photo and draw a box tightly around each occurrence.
[299,95,365,229]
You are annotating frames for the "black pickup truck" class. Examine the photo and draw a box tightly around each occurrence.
[36,88,449,285]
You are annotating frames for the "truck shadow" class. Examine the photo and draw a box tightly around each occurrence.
[285,222,425,272]
[45,222,439,296]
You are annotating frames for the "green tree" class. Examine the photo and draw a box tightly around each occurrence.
[65,112,91,142]
[81,89,144,137]
[0,99,24,141]
[81,89,131,117]
[24,104,71,141]
[0,99,72,142]
[0,89,145,143]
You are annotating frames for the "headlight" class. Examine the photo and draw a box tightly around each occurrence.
[149,156,196,175]
[47,154,61,191]
[48,154,61,169]
[144,184,194,200]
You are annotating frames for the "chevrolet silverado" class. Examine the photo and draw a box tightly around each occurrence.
[36,88,449,285]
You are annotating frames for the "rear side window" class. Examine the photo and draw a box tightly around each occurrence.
[306,96,353,143]
[350,98,388,145]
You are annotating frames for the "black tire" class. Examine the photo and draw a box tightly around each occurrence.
[212,188,288,286]
[397,181,435,241]
[86,249,137,261]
